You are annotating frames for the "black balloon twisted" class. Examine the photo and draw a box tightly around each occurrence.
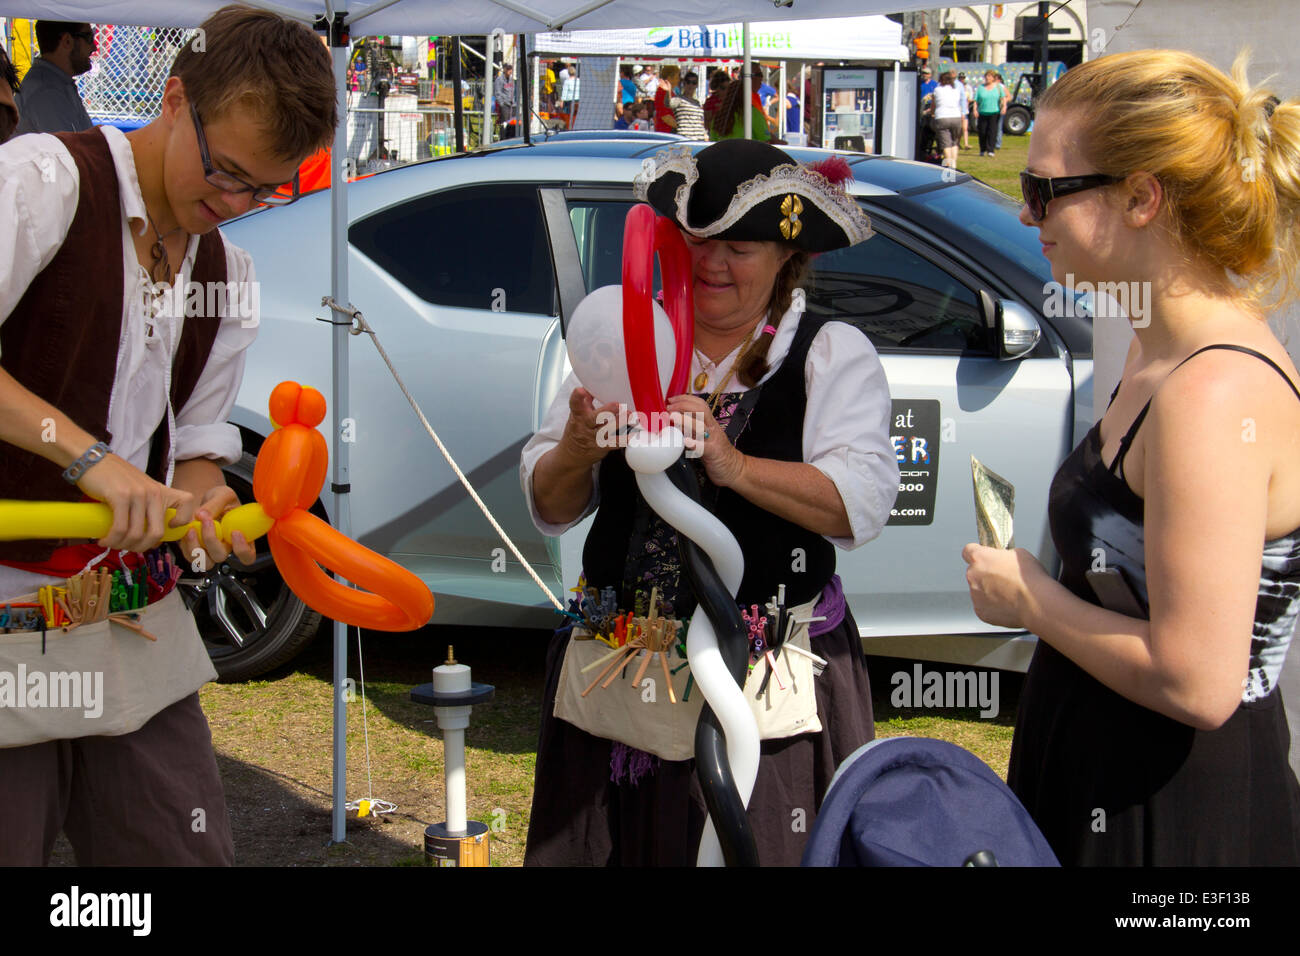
[666,457,759,867]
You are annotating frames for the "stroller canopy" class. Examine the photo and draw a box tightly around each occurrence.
[802,737,1059,867]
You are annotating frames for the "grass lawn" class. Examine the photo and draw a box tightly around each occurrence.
[191,629,1020,867]
[953,125,1030,200]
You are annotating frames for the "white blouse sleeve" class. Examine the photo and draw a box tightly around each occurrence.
[520,369,602,535]
[802,322,900,550]
[0,134,80,339]
[172,240,259,465]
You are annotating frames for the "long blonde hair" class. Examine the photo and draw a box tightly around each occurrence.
[1039,49,1300,308]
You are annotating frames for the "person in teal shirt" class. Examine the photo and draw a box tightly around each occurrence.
[974,70,1005,156]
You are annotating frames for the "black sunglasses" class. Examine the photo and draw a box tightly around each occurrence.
[71,29,95,43]
[190,102,299,206]
[1019,170,1124,222]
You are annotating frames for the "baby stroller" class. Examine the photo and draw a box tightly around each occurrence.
[801,737,1059,866]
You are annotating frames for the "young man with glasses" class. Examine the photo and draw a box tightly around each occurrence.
[0,5,335,866]
[13,20,95,135]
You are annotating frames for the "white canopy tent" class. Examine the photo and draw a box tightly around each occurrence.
[534,15,907,61]
[1,0,936,848]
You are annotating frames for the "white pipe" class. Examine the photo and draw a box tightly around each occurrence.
[443,727,467,834]
[742,23,752,140]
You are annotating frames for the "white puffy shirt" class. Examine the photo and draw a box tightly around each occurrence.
[520,307,900,551]
[0,126,258,598]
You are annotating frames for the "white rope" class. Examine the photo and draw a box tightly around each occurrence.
[352,312,566,613]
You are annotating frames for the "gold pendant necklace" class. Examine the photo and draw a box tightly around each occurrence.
[693,370,709,391]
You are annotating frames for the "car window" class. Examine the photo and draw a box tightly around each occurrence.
[350,184,556,314]
[568,201,631,292]
[907,180,1053,284]
[809,229,988,353]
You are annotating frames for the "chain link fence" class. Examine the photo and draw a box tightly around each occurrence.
[57,24,502,174]
[77,24,197,127]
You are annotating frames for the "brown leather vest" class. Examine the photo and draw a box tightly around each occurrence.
[0,127,227,562]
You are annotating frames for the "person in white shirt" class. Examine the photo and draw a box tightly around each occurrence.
[522,140,898,866]
[928,70,965,168]
[0,3,336,867]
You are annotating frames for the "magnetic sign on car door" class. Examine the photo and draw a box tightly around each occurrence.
[889,400,940,526]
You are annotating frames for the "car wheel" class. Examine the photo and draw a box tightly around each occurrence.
[1003,107,1030,136]
[176,451,323,682]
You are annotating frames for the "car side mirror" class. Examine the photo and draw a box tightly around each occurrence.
[980,291,1042,360]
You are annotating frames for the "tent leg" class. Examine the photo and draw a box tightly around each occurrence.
[326,15,352,848]
[453,37,465,152]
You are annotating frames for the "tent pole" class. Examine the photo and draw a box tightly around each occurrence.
[742,23,751,139]
[890,59,899,157]
[519,35,530,143]
[452,36,465,152]
[778,59,785,141]
[799,63,805,146]
[321,9,351,848]
[484,32,494,147]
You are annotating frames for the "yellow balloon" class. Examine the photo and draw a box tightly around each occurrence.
[0,500,274,545]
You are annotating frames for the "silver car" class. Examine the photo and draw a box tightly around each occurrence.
[197,132,1091,680]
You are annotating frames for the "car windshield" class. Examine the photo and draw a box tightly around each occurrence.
[907,180,1054,284]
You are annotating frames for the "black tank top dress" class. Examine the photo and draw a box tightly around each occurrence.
[1008,345,1300,865]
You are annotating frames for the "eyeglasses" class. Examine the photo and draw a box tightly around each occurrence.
[1019,170,1124,222]
[72,30,95,43]
[190,102,300,206]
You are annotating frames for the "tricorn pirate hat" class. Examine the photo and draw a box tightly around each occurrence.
[633,139,873,253]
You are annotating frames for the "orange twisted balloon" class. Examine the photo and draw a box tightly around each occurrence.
[256,382,434,631]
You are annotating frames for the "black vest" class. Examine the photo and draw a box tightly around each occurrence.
[581,315,856,615]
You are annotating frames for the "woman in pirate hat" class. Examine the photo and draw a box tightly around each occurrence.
[520,139,900,866]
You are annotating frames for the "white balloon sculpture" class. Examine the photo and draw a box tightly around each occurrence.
[566,282,761,868]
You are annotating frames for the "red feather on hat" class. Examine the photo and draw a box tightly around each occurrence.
[808,156,853,189]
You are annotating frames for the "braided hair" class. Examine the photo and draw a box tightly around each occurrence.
[736,249,811,387]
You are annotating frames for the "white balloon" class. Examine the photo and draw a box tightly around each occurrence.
[566,284,676,410]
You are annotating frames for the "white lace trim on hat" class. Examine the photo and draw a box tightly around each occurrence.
[633,145,873,246]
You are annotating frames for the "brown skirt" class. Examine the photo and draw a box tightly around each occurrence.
[524,607,875,866]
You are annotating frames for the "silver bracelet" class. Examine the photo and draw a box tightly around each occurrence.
[62,441,110,485]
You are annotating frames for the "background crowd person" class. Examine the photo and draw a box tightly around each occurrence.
[619,63,638,109]
[958,71,974,149]
[964,48,1300,866]
[493,61,516,135]
[653,64,680,133]
[927,70,964,169]
[916,65,936,160]
[707,74,771,142]
[0,42,19,143]
[638,63,657,98]
[974,70,1006,156]
[672,71,707,140]
[560,61,580,122]
[702,69,729,130]
[14,20,95,135]
[630,99,652,130]
[994,72,1010,151]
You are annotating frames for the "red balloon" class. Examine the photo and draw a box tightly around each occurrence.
[621,204,694,430]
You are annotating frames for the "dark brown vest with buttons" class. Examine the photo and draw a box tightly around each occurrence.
[0,127,227,562]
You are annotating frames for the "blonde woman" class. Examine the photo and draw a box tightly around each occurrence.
[963,50,1300,865]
